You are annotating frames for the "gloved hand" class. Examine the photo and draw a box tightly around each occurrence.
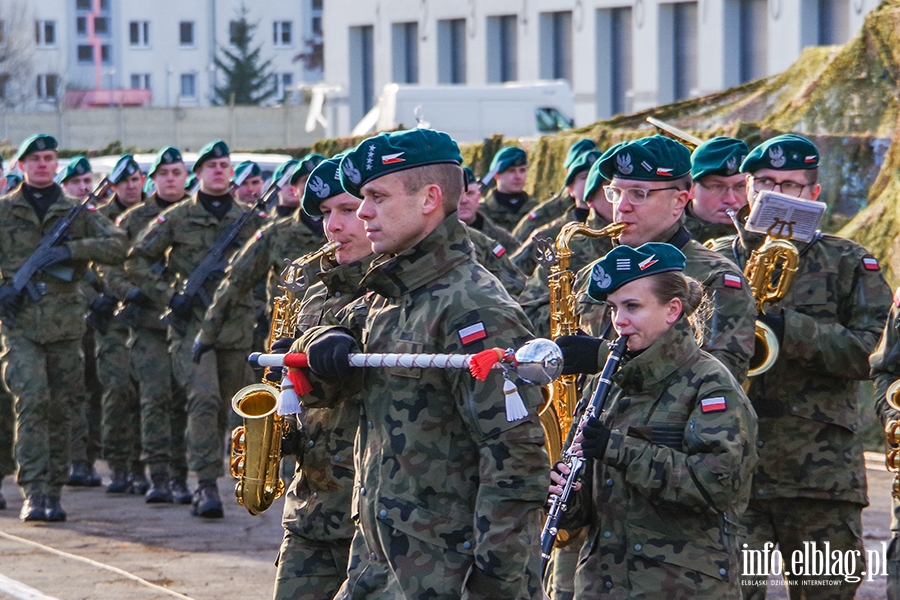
[36,245,72,269]
[757,311,785,346]
[124,287,152,306]
[192,338,213,364]
[580,416,611,460]
[89,294,117,318]
[168,293,193,322]
[556,333,605,375]
[264,338,296,382]
[306,330,358,380]
[0,285,22,320]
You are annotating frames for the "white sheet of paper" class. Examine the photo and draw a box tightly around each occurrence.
[745,191,826,243]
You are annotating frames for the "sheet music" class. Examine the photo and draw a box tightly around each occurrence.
[745,191,826,243]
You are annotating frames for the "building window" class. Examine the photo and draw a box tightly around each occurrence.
[672,2,697,100]
[274,72,294,99]
[312,0,322,9]
[76,0,90,9]
[349,25,374,125]
[101,44,111,63]
[596,7,633,118]
[180,73,196,98]
[130,73,151,89]
[273,21,293,47]
[487,15,517,83]
[437,19,466,84]
[130,21,150,47]
[0,74,10,101]
[77,16,87,36]
[312,16,322,35]
[35,20,56,47]
[392,22,419,84]
[94,16,109,35]
[739,0,767,82]
[180,21,195,47]
[77,44,93,62]
[817,0,849,45]
[540,11,572,82]
[36,74,59,100]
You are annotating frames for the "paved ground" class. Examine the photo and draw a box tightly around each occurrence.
[0,453,896,599]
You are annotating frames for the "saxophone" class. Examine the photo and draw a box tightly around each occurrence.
[535,221,627,463]
[230,240,341,515]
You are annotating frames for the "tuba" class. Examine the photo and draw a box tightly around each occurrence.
[536,221,627,463]
[230,240,340,515]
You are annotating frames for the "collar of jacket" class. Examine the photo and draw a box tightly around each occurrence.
[185,193,238,223]
[9,185,76,225]
[317,253,376,297]
[614,317,700,394]
[362,215,473,298]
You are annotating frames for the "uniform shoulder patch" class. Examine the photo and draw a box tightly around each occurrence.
[527,211,538,221]
[87,204,98,211]
[157,215,166,223]
[255,230,264,241]
[862,256,880,271]
[258,211,267,219]
[700,397,727,413]
[115,215,124,226]
[492,243,506,258]
[723,273,743,289]
[458,322,487,345]
[893,287,900,308]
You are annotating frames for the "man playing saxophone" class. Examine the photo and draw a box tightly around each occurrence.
[710,134,891,599]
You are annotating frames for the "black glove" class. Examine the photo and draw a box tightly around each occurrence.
[580,416,611,460]
[36,245,72,269]
[0,285,22,321]
[168,293,193,322]
[280,426,305,458]
[556,334,605,375]
[85,294,118,334]
[124,287,152,306]
[757,312,785,346]
[307,331,358,380]
[192,338,213,364]
[270,337,295,353]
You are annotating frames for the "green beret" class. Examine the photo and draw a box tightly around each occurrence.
[583,153,609,203]
[463,166,477,186]
[60,155,92,182]
[290,153,325,185]
[232,161,261,183]
[148,146,184,177]
[267,160,298,187]
[597,135,691,181]
[143,177,156,196]
[109,154,141,184]
[302,153,347,217]
[588,242,686,301]
[339,128,462,199]
[489,145,527,175]
[185,172,198,193]
[563,138,598,169]
[16,134,58,162]
[193,139,230,172]
[690,137,749,180]
[740,134,819,173]
[5,172,22,193]
[565,149,601,187]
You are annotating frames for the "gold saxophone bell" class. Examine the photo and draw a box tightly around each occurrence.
[231,384,285,515]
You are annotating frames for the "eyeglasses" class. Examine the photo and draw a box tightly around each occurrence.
[604,185,680,205]
[697,181,747,198]
[750,177,809,198]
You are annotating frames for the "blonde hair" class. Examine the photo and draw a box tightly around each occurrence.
[648,271,710,344]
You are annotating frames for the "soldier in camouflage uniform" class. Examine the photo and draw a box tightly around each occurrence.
[478,145,538,233]
[233,160,264,207]
[126,140,266,518]
[116,147,191,504]
[511,137,598,243]
[293,129,548,598]
[683,137,750,245]
[551,242,758,599]
[709,134,891,599]
[0,160,9,509]
[0,134,126,522]
[273,154,372,600]
[273,154,324,221]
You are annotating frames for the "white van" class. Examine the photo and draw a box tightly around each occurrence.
[352,81,575,142]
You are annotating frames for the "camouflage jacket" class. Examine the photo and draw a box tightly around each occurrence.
[511,190,573,243]
[478,188,539,233]
[470,210,521,254]
[560,318,758,599]
[197,211,325,347]
[517,209,615,338]
[711,231,891,504]
[0,185,126,343]
[869,289,900,531]
[282,255,373,542]
[580,224,756,382]
[297,215,547,599]
[681,203,737,246]
[466,224,526,297]
[125,194,267,347]
[511,204,584,278]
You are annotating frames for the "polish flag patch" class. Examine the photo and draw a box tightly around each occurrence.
[492,243,506,258]
[701,397,727,413]
[723,274,743,289]
[656,168,673,177]
[638,255,658,271]
[157,215,166,223]
[87,204,98,211]
[527,211,538,221]
[255,230,264,241]
[894,287,900,308]
[862,257,880,271]
[459,322,487,345]
[381,152,405,165]
[805,155,818,164]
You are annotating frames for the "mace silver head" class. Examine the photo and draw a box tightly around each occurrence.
[513,338,564,386]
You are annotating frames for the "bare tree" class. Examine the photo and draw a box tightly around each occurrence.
[0,0,35,110]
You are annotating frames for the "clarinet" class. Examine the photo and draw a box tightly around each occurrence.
[540,335,628,575]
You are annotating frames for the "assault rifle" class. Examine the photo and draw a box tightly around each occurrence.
[161,165,293,335]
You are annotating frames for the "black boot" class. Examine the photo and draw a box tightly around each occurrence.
[86,464,102,487]
[191,480,223,518]
[44,496,67,522]
[128,468,151,495]
[106,469,129,493]
[66,461,92,486]
[20,493,45,522]
[145,474,173,504]
[0,480,6,510]
[169,477,193,505]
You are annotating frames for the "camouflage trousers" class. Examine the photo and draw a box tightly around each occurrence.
[170,328,252,482]
[69,330,102,466]
[741,498,865,600]
[0,383,14,477]
[545,530,585,600]
[2,333,85,496]
[130,328,187,479]
[273,530,351,600]
[97,322,140,471]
